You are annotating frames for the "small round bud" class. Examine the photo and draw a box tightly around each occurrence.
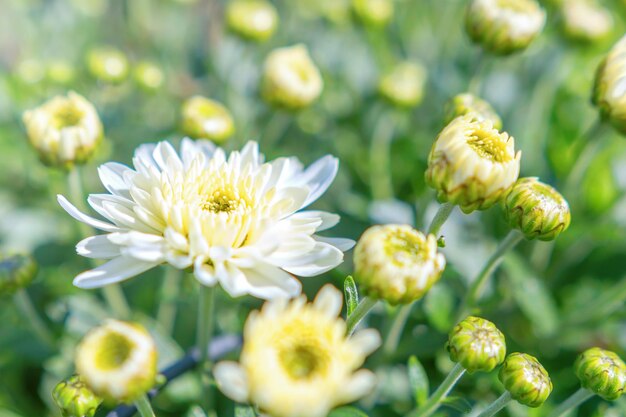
[444,93,502,131]
[261,44,323,110]
[593,36,626,135]
[52,375,102,417]
[504,177,570,241]
[561,0,613,44]
[465,0,546,55]
[352,0,394,28]
[499,353,552,408]
[354,225,446,305]
[378,61,427,108]
[226,0,278,42]
[181,96,235,142]
[575,347,626,401]
[47,60,76,85]
[0,253,37,297]
[86,47,129,84]
[76,320,158,404]
[447,316,506,374]
[133,61,165,91]
[22,92,103,169]
[425,115,521,213]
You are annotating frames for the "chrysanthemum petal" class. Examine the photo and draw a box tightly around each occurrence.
[350,328,382,357]
[313,284,343,318]
[314,236,356,251]
[214,361,250,403]
[298,155,339,207]
[337,370,378,403]
[57,195,122,233]
[73,257,159,288]
[98,162,133,198]
[281,242,344,276]
[76,235,121,259]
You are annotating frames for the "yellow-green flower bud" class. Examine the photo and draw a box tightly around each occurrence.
[561,0,613,44]
[447,316,506,374]
[354,225,446,305]
[352,0,394,28]
[261,44,323,110]
[226,0,278,42]
[0,253,37,297]
[47,60,76,85]
[425,115,521,214]
[499,352,552,408]
[444,93,502,131]
[52,375,102,417]
[465,0,546,55]
[133,61,164,91]
[378,61,427,108]
[22,92,103,169]
[86,47,129,84]
[575,347,626,401]
[15,59,45,84]
[76,320,158,404]
[181,96,235,142]
[593,36,626,135]
[504,177,570,241]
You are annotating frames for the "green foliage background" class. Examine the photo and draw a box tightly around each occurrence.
[0,0,625,416]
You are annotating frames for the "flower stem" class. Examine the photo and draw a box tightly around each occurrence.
[157,267,183,335]
[468,50,488,96]
[102,285,132,320]
[382,303,414,356]
[427,202,455,236]
[134,394,156,417]
[196,285,216,409]
[563,119,607,195]
[346,297,378,336]
[410,363,466,417]
[369,111,396,201]
[547,388,594,417]
[476,391,512,417]
[13,289,54,346]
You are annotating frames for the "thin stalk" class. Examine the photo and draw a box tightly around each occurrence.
[369,112,396,201]
[563,120,607,194]
[134,395,156,417]
[382,303,413,356]
[157,267,183,335]
[409,363,466,417]
[468,50,487,95]
[102,285,131,320]
[13,289,54,346]
[547,388,594,417]
[427,202,455,236]
[477,392,512,417]
[197,285,216,409]
[346,297,378,336]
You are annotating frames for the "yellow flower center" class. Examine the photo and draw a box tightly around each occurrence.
[280,342,329,379]
[94,331,134,370]
[467,130,512,163]
[52,103,84,129]
[383,229,428,266]
[201,187,249,213]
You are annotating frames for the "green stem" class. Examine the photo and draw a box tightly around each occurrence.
[468,50,488,96]
[427,202,455,236]
[547,388,594,417]
[134,394,156,417]
[197,285,216,409]
[369,112,396,201]
[346,297,378,336]
[13,289,54,346]
[563,119,607,195]
[101,284,131,320]
[476,391,512,417]
[157,267,183,335]
[382,303,413,356]
[410,363,466,417]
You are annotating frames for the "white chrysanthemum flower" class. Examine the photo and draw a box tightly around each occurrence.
[561,0,612,43]
[593,35,626,135]
[23,92,103,169]
[58,139,352,299]
[214,284,381,417]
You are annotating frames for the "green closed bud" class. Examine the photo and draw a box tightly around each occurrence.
[499,352,552,408]
[504,177,570,241]
[593,36,626,135]
[0,253,37,297]
[52,375,102,417]
[378,61,427,108]
[575,347,626,401]
[181,96,235,143]
[86,46,129,84]
[444,93,502,131]
[352,0,394,28]
[447,316,506,374]
[226,0,279,42]
[133,61,165,91]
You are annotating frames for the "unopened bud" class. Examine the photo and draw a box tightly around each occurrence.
[499,352,552,407]
[575,347,626,401]
[448,316,506,373]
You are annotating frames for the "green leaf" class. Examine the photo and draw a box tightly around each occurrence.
[235,406,256,417]
[328,406,369,417]
[186,406,208,417]
[408,355,429,406]
[344,276,359,316]
[423,283,454,332]
[441,396,472,413]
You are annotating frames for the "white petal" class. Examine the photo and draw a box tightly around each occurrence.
[313,284,343,317]
[76,235,121,259]
[280,242,344,277]
[73,257,159,288]
[338,370,378,403]
[213,361,249,403]
[57,195,122,233]
[350,329,382,356]
[299,155,339,207]
[97,162,133,198]
[240,264,302,299]
[314,236,356,252]
[290,210,339,231]
[194,257,218,286]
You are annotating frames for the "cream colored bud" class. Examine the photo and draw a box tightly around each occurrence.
[354,225,446,305]
[561,0,613,44]
[226,0,279,42]
[593,35,626,135]
[352,0,394,28]
[181,96,235,142]
[86,47,129,83]
[261,44,323,110]
[379,61,427,108]
[465,0,546,55]
[425,115,521,213]
[23,92,103,169]
[444,93,502,131]
[133,61,165,91]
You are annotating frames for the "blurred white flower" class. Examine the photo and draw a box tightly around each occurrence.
[58,140,352,299]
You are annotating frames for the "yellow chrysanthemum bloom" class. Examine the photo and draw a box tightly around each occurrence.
[181,96,235,142]
[425,115,521,213]
[593,35,626,135]
[561,0,613,44]
[75,320,157,404]
[226,0,279,42]
[465,0,546,55]
[354,225,445,305]
[214,285,381,417]
[22,92,103,169]
[352,0,394,28]
[86,46,129,83]
[261,44,323,110]
[378,61,427,108]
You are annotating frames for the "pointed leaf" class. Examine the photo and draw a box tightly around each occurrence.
[408,355,429,406]
[441,396,472,413]
[186,406,208,417]
[344,276,359,316]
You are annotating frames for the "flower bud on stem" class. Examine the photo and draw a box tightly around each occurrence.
[134,395,156,417]
[409,363,466,417]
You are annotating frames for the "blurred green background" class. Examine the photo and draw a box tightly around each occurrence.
[0,0,625,416]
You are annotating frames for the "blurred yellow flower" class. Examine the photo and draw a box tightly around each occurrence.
[352,0,394,27]
[226,0,279,42]
[181,96,235,142]
[561,0,613,43]
[133,61,165,91]
[378,61,427,108]
[86,47,129,83]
